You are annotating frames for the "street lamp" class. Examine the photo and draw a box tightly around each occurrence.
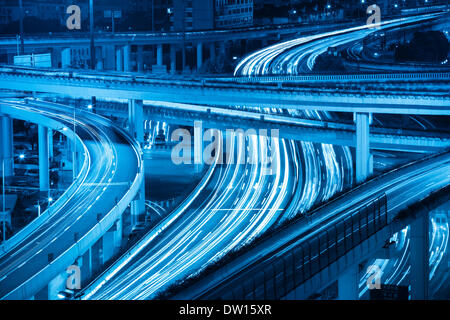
[2,160,5,242]
[18,0,24,54]
[89,0,95,70]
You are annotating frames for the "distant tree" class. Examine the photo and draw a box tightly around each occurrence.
[395,31,449,63]
[199,54,234,74]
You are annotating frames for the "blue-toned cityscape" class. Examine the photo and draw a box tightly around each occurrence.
[0,0,449,303]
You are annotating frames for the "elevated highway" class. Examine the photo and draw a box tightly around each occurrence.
[0,67,448,115]
[0,99,144,299]
[0,22,351,50]
[83,99,450,153]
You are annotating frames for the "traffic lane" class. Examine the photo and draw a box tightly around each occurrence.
[91,137,295,299]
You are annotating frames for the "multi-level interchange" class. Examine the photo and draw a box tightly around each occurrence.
[0,6,449,301]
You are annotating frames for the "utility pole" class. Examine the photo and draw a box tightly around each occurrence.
[73,106,76,180]
[152,0,155,32]
[18,0,24,54]
[2,160,5,242]
[89,0,95,70]
[182,0,186,72]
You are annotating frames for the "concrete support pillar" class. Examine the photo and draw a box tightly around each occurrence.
[170,45,176,74]
[137,45,144,72]
[61,48,71,68]
[128,99,144,145]
[209,42,216,61]
[338,264,359,300]
[72,141,78,180]
[219,42,226,56]
[95,47,104,71]
[132,185,145,223]
[48,272,67,300]
[80,248,92,285]
[0,117,14,182]
[48,129,53,160]
[194,121,203,173]
[99,218,123,264]
[182,45,186,71]
[38,125,49,192]
[104,45,115,70]
[90,237,103,275]
[128,98,146,226]
[157,44,163,66]
[35,272,67,300]
[410,213,429,300]
[355,112,372,183]
[112,216,123,251]
[123,45,131,72]
[101,229,115,264]
[52,47,61,68]
[196,42,203,71]
[115,46,123,71]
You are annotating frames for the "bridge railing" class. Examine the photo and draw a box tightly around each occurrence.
[227,72,450,84]
[227,194,388,300]
[1,65,449,88]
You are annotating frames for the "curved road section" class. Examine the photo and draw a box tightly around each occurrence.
[0,99,143,299]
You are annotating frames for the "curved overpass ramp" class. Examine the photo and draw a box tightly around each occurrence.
[0,99,143,299]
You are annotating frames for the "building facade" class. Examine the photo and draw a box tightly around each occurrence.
[215,0,253,29]
[172,0,253,31]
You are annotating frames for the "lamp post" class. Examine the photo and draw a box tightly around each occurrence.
[152,0,155,32]
[2,160,5,242]
[18,0,24,54]
[89,0,95,70]
[72,105,77,180]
